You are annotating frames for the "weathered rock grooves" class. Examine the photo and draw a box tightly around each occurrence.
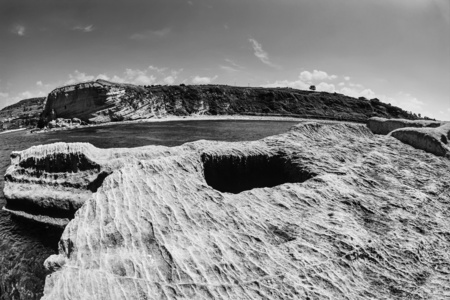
[367,117,450,158]
[3,122,450,299]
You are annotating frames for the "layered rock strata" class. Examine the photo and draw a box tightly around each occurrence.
[4,122,450,299]
[0,97,46,129]
[367,117,450,158]
[40,80,419,125]
[391,123,450,158]
[367,117,442,135]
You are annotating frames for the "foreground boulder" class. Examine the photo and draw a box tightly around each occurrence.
[3,122,450,299]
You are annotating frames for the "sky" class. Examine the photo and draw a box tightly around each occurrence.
[0,0,449,120]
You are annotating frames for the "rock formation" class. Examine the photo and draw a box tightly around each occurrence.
[367,117,450,158]
[4,122,450,299]
[40,80,419,125]
[0,97,46,130]
[367,117,442,135]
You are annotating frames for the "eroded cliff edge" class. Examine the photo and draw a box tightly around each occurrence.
[4,122,450,299]
[40,79,419,125]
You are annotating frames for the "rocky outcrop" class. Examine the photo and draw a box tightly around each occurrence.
[390,123,450,158]
[367,117,441,135]
[366,117,450,158]
[4,122,450,299]
[40,80,420,125]
[0,97,46,130]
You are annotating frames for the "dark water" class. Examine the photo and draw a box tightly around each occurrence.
[0,120,299,299]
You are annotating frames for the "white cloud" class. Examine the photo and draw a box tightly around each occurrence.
[339,87,376,99]
[96,74,110,81]
[63,66,184,87]
[187,1,194,5]
[316,82,336,93]
[248,38,279,68]
[20,91,46,99]
[64,70,95,85]
[192,75,218,84]
[221,59,244,72]
[12,25,25,36]
[338,82,345,86]
[344,76,351,81]
[73,25,94,32]
[149,65,167,73]
[225,59,244,69]
[299,70,337,82]
[130,27,171,40]
[153,27,171,37]
[163,76,176,84]
[36,81,43,86]
[220,65,239,72]
[263,79,309,90]
[122,69,156,85]
[0,92,9,98]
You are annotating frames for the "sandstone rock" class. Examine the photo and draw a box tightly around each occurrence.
[367,117,441,135]
[4,122,450,299]
[390,123,450,158]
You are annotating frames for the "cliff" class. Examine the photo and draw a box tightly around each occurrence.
[0,97,46,130]
[4,122,450,299]
[40,79,419,125]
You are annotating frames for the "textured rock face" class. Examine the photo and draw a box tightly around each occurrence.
[391,123,450,158]
[367,117,441,135]
[4,122,450,299]
[41,80,419,125]
[0,97,46,129]
[367,117,449,158]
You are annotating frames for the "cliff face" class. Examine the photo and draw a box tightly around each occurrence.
[4,122,450,299]
[0,97,46,129]
[40,79,418,125]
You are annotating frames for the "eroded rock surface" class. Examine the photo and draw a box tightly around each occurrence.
[367,117,441,135]
[391,123,450,158]
[367,117,450,158]
[4,122,450,299]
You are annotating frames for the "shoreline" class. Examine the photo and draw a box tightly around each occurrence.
[0,128,27,135]
[33,114,360,133]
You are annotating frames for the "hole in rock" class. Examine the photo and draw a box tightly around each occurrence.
[201,153,315,194]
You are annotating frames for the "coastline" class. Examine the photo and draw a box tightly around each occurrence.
[33,114,359,133]
[0,128,27,135]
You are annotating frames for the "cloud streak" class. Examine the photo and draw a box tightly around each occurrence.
[73,25,94,32]
[192,75,218,84]
[248,38,279,68]
[12,25,25,36]
[130,27,171,40]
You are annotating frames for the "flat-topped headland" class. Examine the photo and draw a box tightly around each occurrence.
[3,120,450,299]
[38,79,420,127]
